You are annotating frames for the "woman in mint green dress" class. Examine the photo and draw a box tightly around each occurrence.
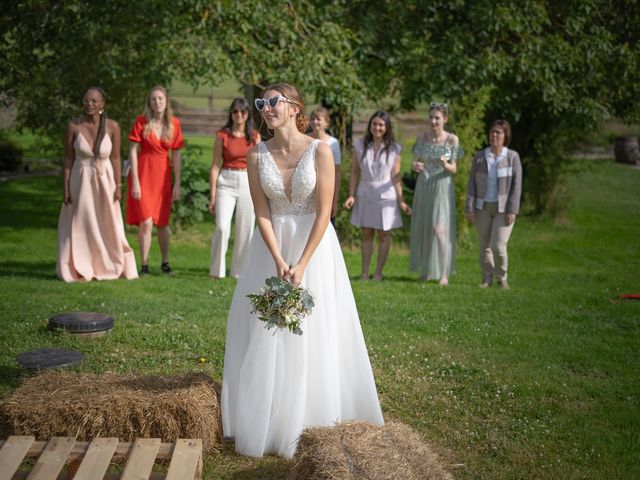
[409,103,460,285]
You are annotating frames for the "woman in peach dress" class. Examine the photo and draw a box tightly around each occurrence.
[57,87,137,282]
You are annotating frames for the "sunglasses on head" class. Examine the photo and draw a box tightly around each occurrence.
[254,95,294,111]
[430,101,448,112]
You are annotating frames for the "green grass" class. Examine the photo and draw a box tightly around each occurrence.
[0,160,639,479]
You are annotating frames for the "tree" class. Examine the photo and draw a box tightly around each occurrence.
[0,0,186,152]
[1,0,364,151]
[169,0,364,143]
[342,0,640,213]
[2,0,638,215]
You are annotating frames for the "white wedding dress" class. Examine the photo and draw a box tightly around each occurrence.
[221,139,384,458]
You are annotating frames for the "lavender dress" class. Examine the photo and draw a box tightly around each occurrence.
[350,139,403,231]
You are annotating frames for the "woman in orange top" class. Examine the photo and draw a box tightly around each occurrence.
[126,85,184,275]
[209,97,260,279]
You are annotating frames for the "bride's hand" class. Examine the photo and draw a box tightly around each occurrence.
[287,263,306,286]
[275,259,290,280]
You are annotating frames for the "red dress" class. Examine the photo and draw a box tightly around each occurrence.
[126,115,184,227]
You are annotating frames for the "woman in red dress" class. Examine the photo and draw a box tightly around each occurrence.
[126,86,184,275]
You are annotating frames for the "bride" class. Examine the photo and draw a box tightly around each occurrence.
[221,83,384,458]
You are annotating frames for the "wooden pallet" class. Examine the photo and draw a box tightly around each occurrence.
[0,436,202,480]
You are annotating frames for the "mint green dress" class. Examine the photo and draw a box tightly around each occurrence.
[409,134,459,280]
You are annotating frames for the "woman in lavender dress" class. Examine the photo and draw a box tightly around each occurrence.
[344,111,411,280]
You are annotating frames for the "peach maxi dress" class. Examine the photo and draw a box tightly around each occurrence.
[57,132,138,282]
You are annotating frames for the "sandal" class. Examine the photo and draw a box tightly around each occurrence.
[161,262,175,276]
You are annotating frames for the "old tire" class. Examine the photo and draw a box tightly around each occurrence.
[49,312,114,334]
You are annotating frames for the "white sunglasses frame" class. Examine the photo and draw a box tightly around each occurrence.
[254,95,295,111]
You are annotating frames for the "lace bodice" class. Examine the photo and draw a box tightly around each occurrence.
[258,140,319,216]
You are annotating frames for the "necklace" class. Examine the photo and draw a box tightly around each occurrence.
[430,131,446,144]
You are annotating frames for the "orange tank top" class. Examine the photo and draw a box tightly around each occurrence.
[216,129,258,169]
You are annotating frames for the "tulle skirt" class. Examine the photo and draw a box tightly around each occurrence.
[409,171,456,279]
[221,212,384,458]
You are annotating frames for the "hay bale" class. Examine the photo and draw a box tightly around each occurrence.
[0,371,222,452]
[289,421,454,480]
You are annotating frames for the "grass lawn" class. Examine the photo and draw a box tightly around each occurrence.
[0,159,638,479]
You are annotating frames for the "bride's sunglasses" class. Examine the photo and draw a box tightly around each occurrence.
[254,95,295,112]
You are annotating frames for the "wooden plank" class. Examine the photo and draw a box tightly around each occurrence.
[0,440,175,461]
[72,437,119,480]
[89,474,165,480]
[0,437,202,480]
[165,439,202,480]
[26,437,75,480]
[120,438,161,480]
[0,436,35,480]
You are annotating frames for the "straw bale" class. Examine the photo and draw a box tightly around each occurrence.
[0,371,222,451]
[289,421,454,480]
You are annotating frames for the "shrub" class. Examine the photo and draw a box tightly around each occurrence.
[0,138,23,172]
[448,86,494,243]
[171,144,210,231]
[333,146,359,246]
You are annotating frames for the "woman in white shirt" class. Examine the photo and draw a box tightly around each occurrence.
[308,107,341,220]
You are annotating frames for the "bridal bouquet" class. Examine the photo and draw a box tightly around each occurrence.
[247,276,315,335]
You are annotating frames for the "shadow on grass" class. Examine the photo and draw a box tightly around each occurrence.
[153,267,212,279]
[0,176,61,230]
[0,260,57,280]
[231,461,291,479]
[350,274,418,283]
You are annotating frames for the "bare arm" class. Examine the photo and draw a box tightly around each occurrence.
[109,120,122,202]
[129,142,141,199]
[343,150,360,209]
[412,134,425,173]
[247,147,290,279]
[288,142,334,285]
[63,122,75,204]
[440,134,458,174]
[171,149,181,202]
[208,136,224,214]
[392,152,411,215]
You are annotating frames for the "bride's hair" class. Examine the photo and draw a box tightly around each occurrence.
[263,82,308,133]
